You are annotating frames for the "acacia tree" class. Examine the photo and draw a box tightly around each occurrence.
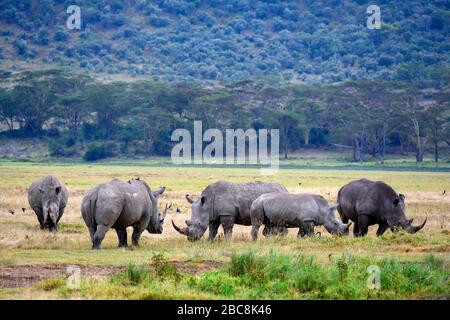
[0,88,15,132]
[401,93,428,162]
[54,75,92,137]
[80,82,129,139]
[12,77,58,134]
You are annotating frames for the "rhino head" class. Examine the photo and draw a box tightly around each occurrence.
[147,186,168,234]
[172,194,209,241]
[39,186,62,227]
[323,204,351,236]
[389,194,427,234]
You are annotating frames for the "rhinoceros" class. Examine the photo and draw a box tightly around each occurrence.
[172,180,288,241]
[250,192,351,240]
[337,179,427,237]
[28,175,68,231]
[81,178,168,249]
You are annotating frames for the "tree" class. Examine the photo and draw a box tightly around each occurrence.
[11,70,61,133]
[80,82,129,139]
[0,88,15,132]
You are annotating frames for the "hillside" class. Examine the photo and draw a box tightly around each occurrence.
[0,0,449,84]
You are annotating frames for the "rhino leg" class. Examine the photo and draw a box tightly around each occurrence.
[93,225,109,250]
[116,228,128,247]
[356,215,370,237]
[251,221,263,241]
[220,216,234,240]
[298,221,314,238]
[352,223,360,237]
[88,227,96,242]
[33,207,45,229]
[56,207,65,225]
[132,226,145,247]
[376,223,389,236]
[208,221,220,241]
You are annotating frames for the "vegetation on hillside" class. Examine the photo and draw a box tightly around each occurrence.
[0,0,449,84]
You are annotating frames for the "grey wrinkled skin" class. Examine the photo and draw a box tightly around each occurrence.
[81,178,167,250]
[337,179,427,237]
[28,175,68,231]
[172,180,288,241]
[250,193,351,240]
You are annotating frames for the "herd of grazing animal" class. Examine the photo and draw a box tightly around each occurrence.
[26,175,427,249]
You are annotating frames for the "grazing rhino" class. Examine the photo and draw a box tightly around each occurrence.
[337,179,427,237]
[81,178,168,249]
[250,192,351,240]
[172,180,288,241]
[28,175,68,231]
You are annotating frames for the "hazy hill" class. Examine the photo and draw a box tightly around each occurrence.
[0,0,449,85]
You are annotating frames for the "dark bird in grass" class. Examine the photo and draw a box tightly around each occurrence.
[8,209,14,215]
[298,182,302,186]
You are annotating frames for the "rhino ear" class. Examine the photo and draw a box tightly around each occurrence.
[201,196,207,206]
[153,187,166,198]
[393,198,400,206]
[55,186,61,194]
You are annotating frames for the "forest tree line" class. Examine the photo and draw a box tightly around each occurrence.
[0,70,449,162]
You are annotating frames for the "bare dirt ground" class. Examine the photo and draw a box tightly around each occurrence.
[0,260,222,288]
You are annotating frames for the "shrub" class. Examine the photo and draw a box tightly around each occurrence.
[83,143,114,161]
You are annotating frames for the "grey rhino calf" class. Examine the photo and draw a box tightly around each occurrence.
[172,180,288,241]
[337,179,427,237]
[28,175,68,231]
[250,192,351,240]
[81,178,168,249]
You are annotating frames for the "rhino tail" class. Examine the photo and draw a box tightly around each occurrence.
[84,192,98,229]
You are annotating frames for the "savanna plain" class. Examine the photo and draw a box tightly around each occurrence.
[0,160,448,299]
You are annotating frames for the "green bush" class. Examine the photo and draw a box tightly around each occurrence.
[83,144,114,161]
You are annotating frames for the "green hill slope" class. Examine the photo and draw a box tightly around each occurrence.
[0,0,449,84]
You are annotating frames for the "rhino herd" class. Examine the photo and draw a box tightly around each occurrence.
[27,175,427,249]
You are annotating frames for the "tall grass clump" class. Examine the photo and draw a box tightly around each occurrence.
[194,251,449,299]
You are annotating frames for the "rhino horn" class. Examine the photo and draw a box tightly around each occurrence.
[172,220,190,236]
[185,194,194,204]
[404,217,427,234]
[162,203,170,220]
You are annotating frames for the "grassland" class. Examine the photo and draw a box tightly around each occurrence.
[0,159,448,299]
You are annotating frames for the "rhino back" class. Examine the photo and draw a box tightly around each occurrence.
[261,193,321,226]
[110,180,151,228]
[207,181,287,223]
[88,184,125,227]
[338,179,397,220]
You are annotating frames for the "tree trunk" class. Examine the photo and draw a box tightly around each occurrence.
[303,128,310,146]
[434,139,438,163]
[359,121,366,163]
[352,137,358,162]
[283,127,289,159]
[380,123,386,164]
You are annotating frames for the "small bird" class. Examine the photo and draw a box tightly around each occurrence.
[298,182,302,186]
[8,209,14,215]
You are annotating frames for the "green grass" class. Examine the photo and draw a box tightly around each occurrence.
[33,252,449,300]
